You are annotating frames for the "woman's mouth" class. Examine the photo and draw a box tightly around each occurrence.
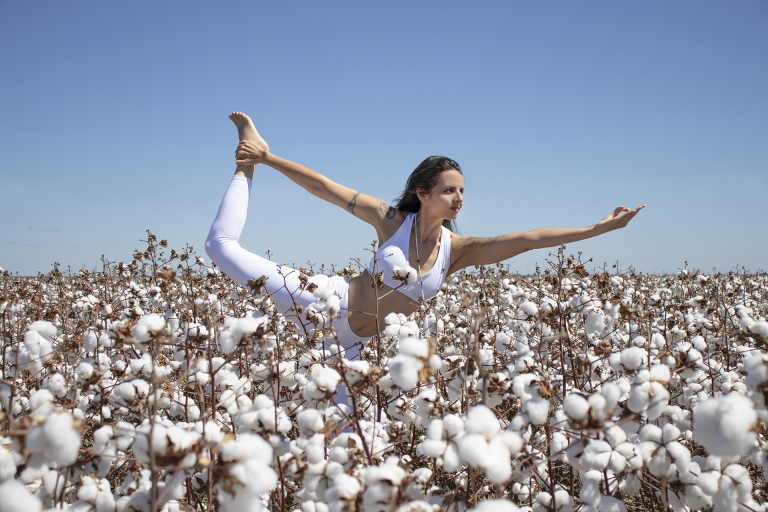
[450,207,460,213]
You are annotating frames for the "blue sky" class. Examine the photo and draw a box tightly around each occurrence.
[1,1,766,276]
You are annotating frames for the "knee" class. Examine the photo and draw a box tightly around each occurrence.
[204,232,222,267]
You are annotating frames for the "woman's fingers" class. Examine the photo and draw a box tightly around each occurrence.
[613,206,630,216]
[599,204,645,230]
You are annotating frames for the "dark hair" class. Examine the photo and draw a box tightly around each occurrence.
[392,156,462,233]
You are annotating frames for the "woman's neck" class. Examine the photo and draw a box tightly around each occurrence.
[414,211,443,245]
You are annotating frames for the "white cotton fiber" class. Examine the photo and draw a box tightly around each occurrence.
[25,411,82,466]
[457,433,491,467]
[470,499,521,512]
[523,396,550,425]
[693,393,757,456]
[398,337,429,359]
[563,393,589,422]
[389,355,421,390]
[393,265,418,284]
[297,409,325,432]
[29,389,55,417]
[313,287,332,300]
[649,364,670,383]
[0,479,42,512]
[747,321,768,339]
[29,320,57,339]
[325,295,341,316]
[620,347,646,370]
[585,310,605,335]
[84,329,98,352]
[519,301,538,317]
[465,405,501,441]
[597,495,627,512]
[0,448,17,483]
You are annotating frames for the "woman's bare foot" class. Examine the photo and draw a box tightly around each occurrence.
[229,111,269,159]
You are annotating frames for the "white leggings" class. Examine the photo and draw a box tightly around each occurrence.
[205,176,367,356]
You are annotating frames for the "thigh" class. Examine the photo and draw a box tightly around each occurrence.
[219,244,324,319]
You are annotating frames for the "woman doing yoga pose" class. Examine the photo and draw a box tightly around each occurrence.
[206,112,645,354]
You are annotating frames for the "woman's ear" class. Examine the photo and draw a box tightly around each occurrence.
[416,188,428,202]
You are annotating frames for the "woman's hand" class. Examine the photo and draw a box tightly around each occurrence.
[235,140,269,166]
[595,205,646,233]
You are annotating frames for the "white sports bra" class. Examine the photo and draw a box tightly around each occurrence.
[366,212,451,302]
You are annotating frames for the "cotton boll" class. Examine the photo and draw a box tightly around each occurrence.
[398,337,429,359]
[563,393,589,422]
[389,354,423,390]
[132,313,166,342]
[465,405,500,441]
[76,361,94,380]
[500,431,523,456]
[747,321,768,340]
[384,312,400,325]
[23,330,44,356]
[587,394,608,421]
[691,335,707,351]
[393,265,418,284]
[596,496,626,512]
[325,294,341,317]
[647,382,671,421]
[457,433,491,468]
[0,479,42,512]
[601,383,620,409]
[519,301,538,317]
[693,394,757,456]
[649,364,670,384]
[29,320,57,339]
[396,501,439,512]
[495,332,511,352]
[42,373,67,398]
[523,397,550,425]
[469,499,522,512]
[620,347,646,370]
[0,447,17,483]
[585,310,606,336]
[580,478,601,506]
[303,366,342,400]
[297,409,326,433]
[421,438,447,459]
[25,412,82,467]
[604,426,627,448]
[28,389,55,417]
[313,287,332,300]
[84,329,98,353]
[443,414,465,439]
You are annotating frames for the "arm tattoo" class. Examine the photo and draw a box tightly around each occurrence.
[379,202,396,219]
[347,192,360,216]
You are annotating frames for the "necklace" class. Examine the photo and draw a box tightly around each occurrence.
[413,213,427,304]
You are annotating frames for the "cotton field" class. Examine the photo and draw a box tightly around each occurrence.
[1,235,767,512]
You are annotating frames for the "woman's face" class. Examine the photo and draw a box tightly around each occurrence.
[418,169,464,220]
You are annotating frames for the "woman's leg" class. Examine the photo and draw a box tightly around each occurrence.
[206,112,320,324]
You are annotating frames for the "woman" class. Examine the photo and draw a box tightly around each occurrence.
[206,112,645,354]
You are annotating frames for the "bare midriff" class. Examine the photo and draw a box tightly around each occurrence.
[346,270,421,338]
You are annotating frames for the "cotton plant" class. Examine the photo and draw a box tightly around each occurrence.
[456,405,523,483]
[2,242,768,511]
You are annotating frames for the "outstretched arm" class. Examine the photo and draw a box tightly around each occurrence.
[449,205,646,272]
[235,141,400,232]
